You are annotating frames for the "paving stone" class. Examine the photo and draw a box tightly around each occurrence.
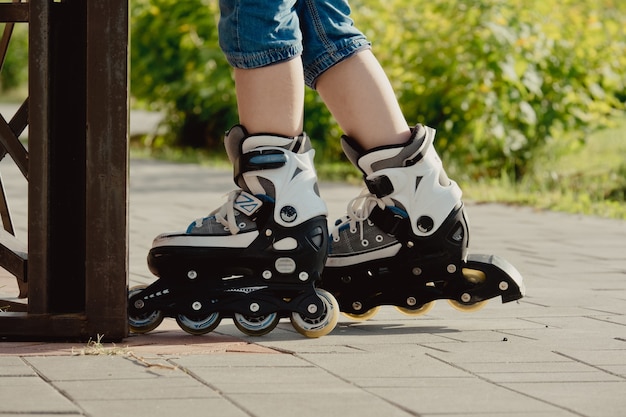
[0,357,37,376]
[54,376,220,400]
[79,398,249,417]
[23,356,183,381]
[1,156,625,417]
[366,380,563,415]
[227,391,416,417]
[503,381,626,417]
[299,351,470,379]
[0,376,79,414]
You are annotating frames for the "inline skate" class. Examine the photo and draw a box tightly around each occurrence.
[319,124,525,320]
[128,125,340,337]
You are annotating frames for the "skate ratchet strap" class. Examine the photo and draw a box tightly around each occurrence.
[234,149,287,183]
[365,175,394,198]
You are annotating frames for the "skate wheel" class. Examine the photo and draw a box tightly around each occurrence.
[233,312,280,336]
[176,312,222,335]
[342,306,381,321]
[447,267,489,312]
[462,268,487,284]
[128,284,164,334]
[290,288,339,338]
[395,301,435,316]
[447,299,488,312]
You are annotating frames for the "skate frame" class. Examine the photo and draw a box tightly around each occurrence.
[0,0,128,341]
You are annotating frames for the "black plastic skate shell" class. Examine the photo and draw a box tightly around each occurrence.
[128,215,340,337]
[129,267,326,319]
[320,253,525,316]
[320,203,525,316]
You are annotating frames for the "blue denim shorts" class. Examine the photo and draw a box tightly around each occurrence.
[218,0,371,88]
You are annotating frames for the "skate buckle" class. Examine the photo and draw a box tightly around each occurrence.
[365,175,394,198]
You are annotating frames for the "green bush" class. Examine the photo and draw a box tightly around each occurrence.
[129,0,343,158]
[352,0,625,180]
[0,23,28,93]
[130,0,625,180]
[130,0,237,149]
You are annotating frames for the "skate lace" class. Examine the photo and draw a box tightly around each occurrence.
[331,188,385,243]
[215,190,242,234]
[192,190,242,235]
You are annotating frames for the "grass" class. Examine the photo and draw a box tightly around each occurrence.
[71,334,179,370]
[72,334,130,356]
[130,113,626,220]
[459,115,626,219]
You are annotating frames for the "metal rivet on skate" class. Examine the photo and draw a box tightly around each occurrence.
[298,272,309,281]
[407,297,417,306]
[262,270,272,279]
[249,303,260,312]
[134,300,144,309]
[341,276,352,284]
[192,301,202,311]
[352,301,363,311]
[265,229,272,237]
[499,281,509,291]
[307,304,318,314]
[447,264,457,273]
[412,267,422,276]
[461,293,472,303]
[187,270,198,279]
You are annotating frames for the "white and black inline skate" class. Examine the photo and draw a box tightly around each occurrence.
[319,124,525,320]
[128,125,340,337]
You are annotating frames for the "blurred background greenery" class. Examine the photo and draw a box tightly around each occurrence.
[1,0,625,218]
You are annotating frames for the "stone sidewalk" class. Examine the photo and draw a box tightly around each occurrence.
[1,157,625,417]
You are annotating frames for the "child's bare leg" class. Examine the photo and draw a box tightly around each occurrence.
[234,58,305,136]
[316,49,410,150]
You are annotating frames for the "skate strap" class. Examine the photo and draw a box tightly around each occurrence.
[234,149,287,185]
[233,191,264,217]
[365,175,394,198]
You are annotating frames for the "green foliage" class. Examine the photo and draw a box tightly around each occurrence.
[351,0,625,180]
[460,113,626,219]
[0,23,28,93]
[129,0,345,158]
[130,0,237,148]
[129,0,625,182]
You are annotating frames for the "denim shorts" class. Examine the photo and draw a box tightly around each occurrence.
[218,0,371,88]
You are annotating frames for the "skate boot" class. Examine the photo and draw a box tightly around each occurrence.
[319,125,525,320]
[128,125,339,337]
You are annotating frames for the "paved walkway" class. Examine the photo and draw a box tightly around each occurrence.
[1,156,625,417]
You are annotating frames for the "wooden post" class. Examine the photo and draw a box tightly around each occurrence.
[0,0,129,341]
